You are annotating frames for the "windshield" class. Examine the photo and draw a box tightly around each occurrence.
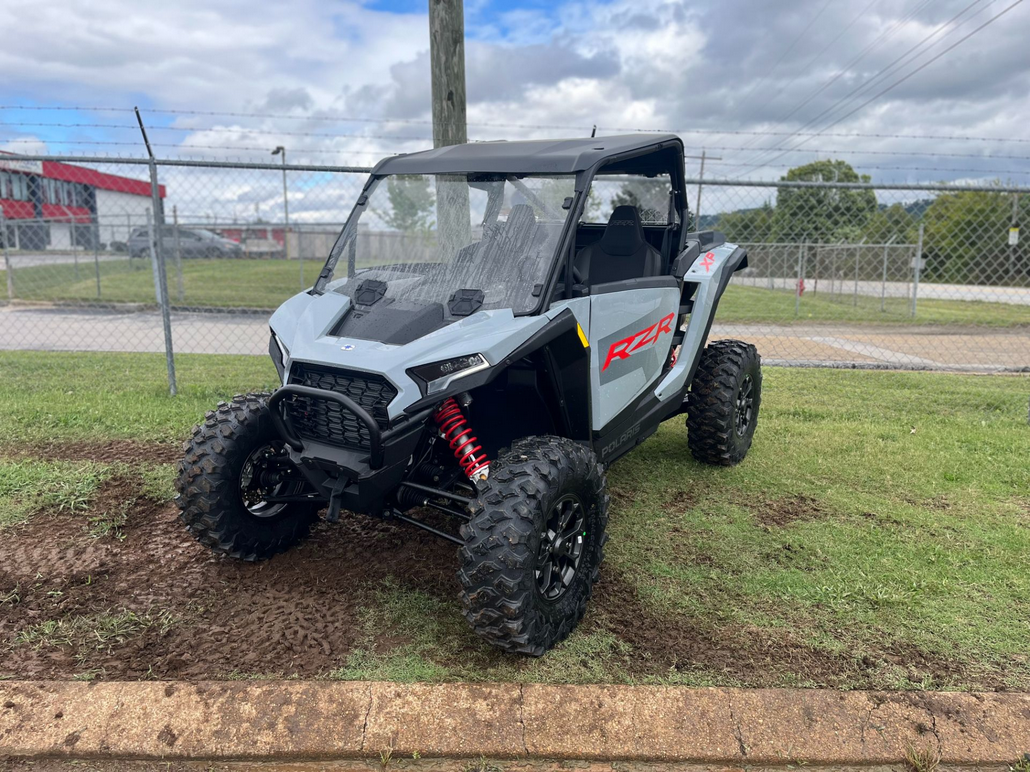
[316,173,576,315]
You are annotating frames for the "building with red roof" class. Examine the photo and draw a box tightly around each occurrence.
[0,154,166,250]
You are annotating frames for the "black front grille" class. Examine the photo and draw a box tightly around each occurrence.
[285,363,397,449]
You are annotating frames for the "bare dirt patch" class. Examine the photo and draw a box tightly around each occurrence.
[586,571,994,689]
[0,472,457,681]
[7,439,181,465]
[752,494,826,527]
[0,474,1001,688]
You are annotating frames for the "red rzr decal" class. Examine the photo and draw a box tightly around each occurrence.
[601,312,675,372]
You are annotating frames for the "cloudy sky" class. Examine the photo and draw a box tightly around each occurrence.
[1,0,1028,186]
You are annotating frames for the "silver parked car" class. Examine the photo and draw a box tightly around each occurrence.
[127,226,242,259]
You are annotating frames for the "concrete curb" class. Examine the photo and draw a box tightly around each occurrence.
[1,681,1028,764]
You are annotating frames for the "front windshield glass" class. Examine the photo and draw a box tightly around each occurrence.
[317,173,576,315]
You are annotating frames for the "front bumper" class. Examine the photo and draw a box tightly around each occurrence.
[268,385,434,514]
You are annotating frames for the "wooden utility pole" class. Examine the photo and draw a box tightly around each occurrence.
[429,0,467,148]
[428,0,470,258]
[690,150,721,230]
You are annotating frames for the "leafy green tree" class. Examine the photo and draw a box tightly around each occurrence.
[920,187,1028,284]
[862,203,916,244]
[383,176,435,232]
[715,202,775,243]
[772,160,877,243]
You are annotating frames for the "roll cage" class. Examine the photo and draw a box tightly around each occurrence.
[313,134,689,317]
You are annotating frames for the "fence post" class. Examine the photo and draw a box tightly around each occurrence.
[1,211,14,301]
[911,223,925,318]
[853,246,859,306]
[146,159,177,397]
[93,219,102,299]
[172,205,184,302]
[795,240,805,318]
[880,235,896,312]
[1010,193,1020,281]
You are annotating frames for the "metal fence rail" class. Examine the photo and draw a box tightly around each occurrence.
[1,154,1028,394]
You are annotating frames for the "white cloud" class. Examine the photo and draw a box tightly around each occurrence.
[0,0,1028,186]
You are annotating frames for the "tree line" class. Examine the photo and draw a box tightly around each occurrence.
[709,160,1027,286]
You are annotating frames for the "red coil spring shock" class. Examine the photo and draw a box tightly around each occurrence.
[434,397,490,480]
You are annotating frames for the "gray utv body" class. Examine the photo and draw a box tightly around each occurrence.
[265,134,748,519]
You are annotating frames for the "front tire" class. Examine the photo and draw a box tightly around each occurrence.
[687,339,762,466]
[176,393,319,561]
[458,436,609,656]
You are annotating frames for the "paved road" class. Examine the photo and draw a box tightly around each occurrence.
[733,276,1030,305]
[2,305,1027,371]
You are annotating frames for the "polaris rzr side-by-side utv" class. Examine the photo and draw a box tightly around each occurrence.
[176,134,761,656]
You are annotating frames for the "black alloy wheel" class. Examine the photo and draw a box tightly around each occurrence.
[535,493,586,601]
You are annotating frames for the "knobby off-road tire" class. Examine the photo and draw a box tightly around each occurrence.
[687,339,762,466]
[176,392,319,562]
[458,436,609,656]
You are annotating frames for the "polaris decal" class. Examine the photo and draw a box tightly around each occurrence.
[601,312,675,372]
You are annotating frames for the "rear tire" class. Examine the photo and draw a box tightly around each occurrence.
[458,436,609,656]
[176,392,319,561]
[687,339,762,466]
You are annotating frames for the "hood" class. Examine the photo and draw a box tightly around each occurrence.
[269,289,551,419]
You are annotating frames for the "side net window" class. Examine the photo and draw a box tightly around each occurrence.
[585,174,676,225]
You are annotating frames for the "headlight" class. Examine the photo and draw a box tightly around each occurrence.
[268,331,289,381]
[408,353,489,394]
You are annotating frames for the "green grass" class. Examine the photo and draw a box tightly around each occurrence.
[0,460,110,529]
[1,350,1029,688]
[2,257,1027,326]
[0,351,279,447]
[15,608,176,652]
[333,368,1030,688]
[1,257,314,309]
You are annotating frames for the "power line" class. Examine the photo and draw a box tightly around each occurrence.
[731,0,882,153]
[735,0,989,172]
[733,0,938,150]
[732,0,835,113]
[733,0,1027,177]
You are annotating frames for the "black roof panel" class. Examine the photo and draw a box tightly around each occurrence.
[371,133,683,175]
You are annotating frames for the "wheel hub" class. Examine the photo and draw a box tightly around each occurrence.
[735,374,755,436]
[535,494,586,601]
[239,442,305,518]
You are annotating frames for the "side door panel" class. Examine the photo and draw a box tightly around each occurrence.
[588,282,680,429]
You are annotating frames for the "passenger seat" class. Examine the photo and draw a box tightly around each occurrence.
[574,206,661,286]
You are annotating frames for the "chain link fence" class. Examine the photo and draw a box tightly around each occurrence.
[1,154,1027,392]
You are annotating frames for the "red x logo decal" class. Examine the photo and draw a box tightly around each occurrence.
[700,252,715,272]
